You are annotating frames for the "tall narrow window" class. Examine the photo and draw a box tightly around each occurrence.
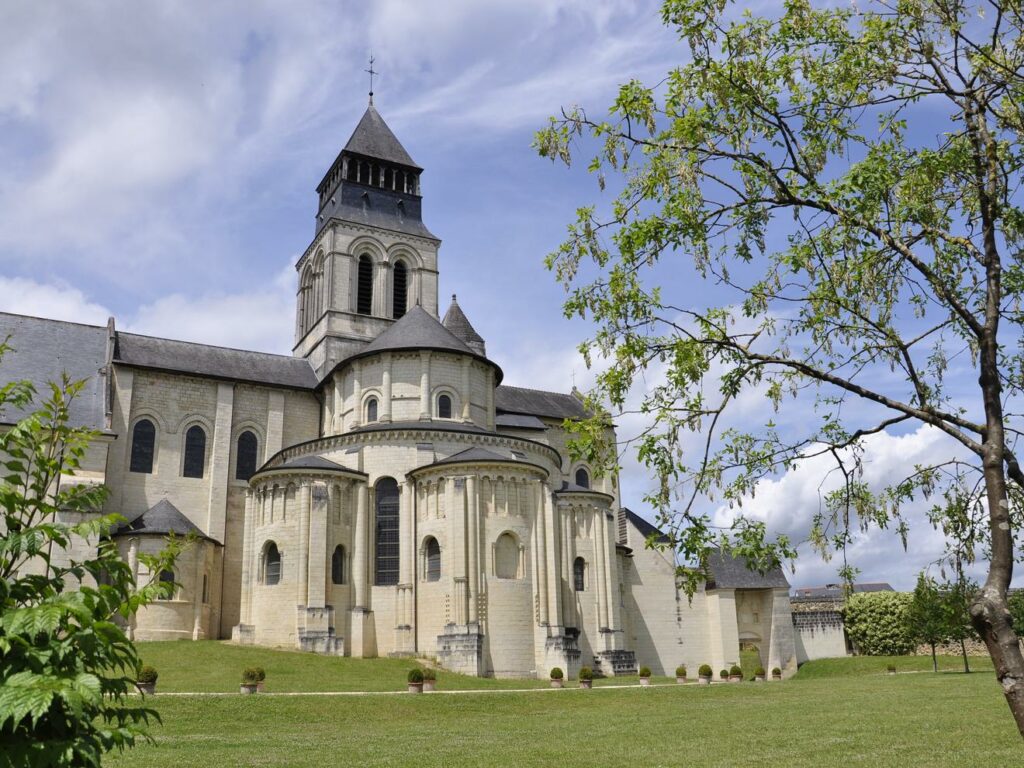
[331,545,346,585]
[236,431,258,481]
[357,255,373,315]
[574,467,590,489]
[157,569,175,599]
[183,425,206,478]
[574,557,586,591]
[424,537,441,582]
[374,478,400,585]
[437,394,452,419]
[130,419,156,474]
[495,533,519,579]
[365,397,378,423]
[263,542,281,585]
[392,261,407,319]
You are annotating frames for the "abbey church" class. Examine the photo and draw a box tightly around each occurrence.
[0,100,797,679]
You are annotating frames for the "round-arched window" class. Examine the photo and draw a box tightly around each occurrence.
[130,419,156,474]
[263,542,281,585]
[495,533,519,579]
[366,397,378,423]
[424,537,441,581]
[574,557,586,591]
[331,545,346,585]
[574,467,590,489]
[437,394,452,419]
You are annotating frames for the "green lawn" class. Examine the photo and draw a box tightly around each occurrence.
[112,644,1021,767]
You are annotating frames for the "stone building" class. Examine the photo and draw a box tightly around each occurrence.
[0,100,798,679]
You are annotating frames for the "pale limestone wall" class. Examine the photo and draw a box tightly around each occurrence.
[793,607,848,663]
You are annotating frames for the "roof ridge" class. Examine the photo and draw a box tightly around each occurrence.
[497,383,574,398]
[0,310,107,331]
[117,330,306,361]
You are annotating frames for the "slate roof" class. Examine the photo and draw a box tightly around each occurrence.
[791,582,894,601]
[112,499,217,543]
[343,104,421,169]
[705,549,790,590]
[624,508,670,544]
[495,413,547,430]
[0,313,110,429]
[349,420,498,437]
[275,455,349,472]
[435,446,517,465]
[494,385,589,420]
[115,332,317,390]
[441,295,484,346]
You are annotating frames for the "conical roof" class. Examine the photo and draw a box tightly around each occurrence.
[343,104,421,169]
[112,499,218,543]
[442,294,485,346]
[363,305,476,357]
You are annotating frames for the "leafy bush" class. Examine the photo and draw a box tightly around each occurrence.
[729,665,742,678]
[844,591,914,655]
[719,669,729,679]
[136,666,158,685]
[675,665,687,677]
[254,667,266,682]
[550,667,564,680]
[241,668,260,684]
[421,668,436,681]
[754,667,765,677]
[638,666,651,678]
[1009,590,1024,635]
[699,664,713,677]
[579,666,594,681]
[407,668,424,684]
[771,667,782,676]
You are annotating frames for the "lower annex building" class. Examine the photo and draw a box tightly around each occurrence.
[0,99,797,679]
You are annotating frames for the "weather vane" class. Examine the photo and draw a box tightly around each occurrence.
[366,54,378,105]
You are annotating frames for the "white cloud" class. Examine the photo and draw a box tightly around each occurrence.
[0,277,111,325]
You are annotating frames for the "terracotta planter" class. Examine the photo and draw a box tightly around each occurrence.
[423,680,436,692]
[240,683,258,694]
[676,676,686,684]
[698,676,711,686]
[579,679,593,689]
[256,682,266,692]
[772,673,782,681]
[754,675,766,683]
[408,682,423,694]
[136,682,156,695]
[550,679,563,689]
[728,675,742,683]
[639,677,651,687]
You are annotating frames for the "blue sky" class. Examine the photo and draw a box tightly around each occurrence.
[0,0,1009,590]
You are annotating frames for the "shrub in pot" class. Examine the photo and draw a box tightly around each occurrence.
[887,664,897,675]
[550,667,564,689]
[771,667,782,680]
[754,667,766,682]
[422,667,437,692]
[407,668,424,693]
[241,667,260,694]
[698,664,713,685]
[675,665,687,684]
[638,666,652,687]
[578,666,594,689]
[729,665,743,683]
[254,666,266,693]
[719,669,729,682]
[136,665,158,695]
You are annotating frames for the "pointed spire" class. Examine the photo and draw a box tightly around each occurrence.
[442,294,486,357]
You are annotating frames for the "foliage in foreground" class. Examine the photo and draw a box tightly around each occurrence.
[0,342,180,767]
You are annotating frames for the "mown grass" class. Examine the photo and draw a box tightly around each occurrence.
[113,644,1021,767]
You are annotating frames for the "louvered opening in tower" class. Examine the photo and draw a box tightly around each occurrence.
[393,261,407,319]
[357,255,373,315]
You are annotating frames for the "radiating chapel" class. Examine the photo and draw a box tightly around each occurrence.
[0,99,797,678]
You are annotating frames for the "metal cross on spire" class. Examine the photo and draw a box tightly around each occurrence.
[366,54,378,105]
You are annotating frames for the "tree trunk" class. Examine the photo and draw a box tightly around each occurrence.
[960,638,970,674]
[931,643,937,673]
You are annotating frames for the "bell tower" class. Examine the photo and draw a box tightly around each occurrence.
[293,96,441,379]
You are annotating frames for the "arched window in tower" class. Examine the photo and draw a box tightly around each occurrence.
[437,393,452,419]
[374,478,400,585]
[331,545,346,585]
[263,542,281,585]
[357,255,373,315]
[424,536,441,582]
[129,419,156,474]
[495,533,519,579]
[236,430,259,481]
[392,261,407,319]
[365,397,378,423]
[574,557,586,591]
[574,467,590,489]
[182,425,206,478]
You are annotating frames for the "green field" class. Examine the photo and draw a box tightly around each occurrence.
[110,642,1021,767]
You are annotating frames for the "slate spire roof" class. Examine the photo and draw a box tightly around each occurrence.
[112,499,218,543]
[343,104,421,170]
[442,294,486,356]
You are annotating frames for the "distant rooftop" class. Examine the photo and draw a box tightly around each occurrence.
[791,582,894,601]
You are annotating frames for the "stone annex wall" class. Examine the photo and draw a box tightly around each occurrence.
[791,601,849,663]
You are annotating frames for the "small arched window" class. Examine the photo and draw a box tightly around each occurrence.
[574,467,590,489]
[574,557,586,592]
[157,569,175,600]
[182,424,206,478]
[130,419,156,474]
[331,545,346,585]
[437,394,452,419]
[365,397,378,423]
[236,430,259,481]
[495,533,519,579]
[374,478,400,586]
[424,537,441,582]
[263,542,281,585]
[393,261,408,319]
[357,255,373,315]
